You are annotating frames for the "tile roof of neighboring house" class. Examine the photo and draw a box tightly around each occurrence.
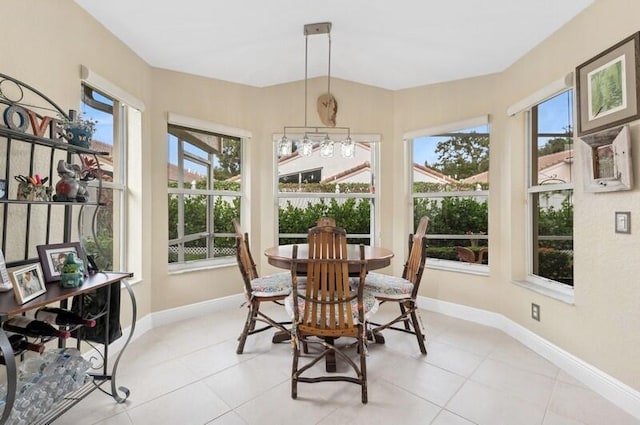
[462,171,488,184]
[321,161,371,183]
[300,161,460,184]
[462,149,573,184]
[413,163,459,184]
[537,149,573,170]
[167,163,206,183]
[90,139,112,156]
[87,139,114,176]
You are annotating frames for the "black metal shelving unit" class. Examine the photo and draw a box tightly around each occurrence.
[0,72,136,425]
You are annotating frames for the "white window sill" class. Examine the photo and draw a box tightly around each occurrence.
[426,258,489,276]
[511,278,575,305]
[169,259,236,275]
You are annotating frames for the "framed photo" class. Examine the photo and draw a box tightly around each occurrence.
[576,32,640,136]
[11,263,46,304]
[37,242,83,283]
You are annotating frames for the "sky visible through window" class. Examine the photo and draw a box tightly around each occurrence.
[412,90,572,165]
[413,125,488,167]
[82,90,113,146]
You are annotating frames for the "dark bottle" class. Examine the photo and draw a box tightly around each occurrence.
[2,316,71,339]
[35,307,96,328]
[0,333,45,364]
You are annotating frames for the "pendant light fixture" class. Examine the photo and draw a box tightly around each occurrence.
[278,22,354,158]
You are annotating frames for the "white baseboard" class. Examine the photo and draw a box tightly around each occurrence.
[151,293,245,328]
[417,295,640,420]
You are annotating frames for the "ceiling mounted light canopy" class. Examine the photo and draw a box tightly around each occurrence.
[278,22,354,158]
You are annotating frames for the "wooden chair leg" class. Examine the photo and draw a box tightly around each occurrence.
[236,301,258,354]
[360,337,368,404]
[248,302,259,331]
[399,303,411,330]
[292,341,300,399]
[410,308,427,355]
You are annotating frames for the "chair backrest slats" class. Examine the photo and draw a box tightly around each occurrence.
[295,225,361,331]
[233,219,259,296]
[403,217,430,296]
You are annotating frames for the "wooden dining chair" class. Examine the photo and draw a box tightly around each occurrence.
[455,246,488,264]
[288,225,373,403]
[364,216,430,354]
[233,219,292,354]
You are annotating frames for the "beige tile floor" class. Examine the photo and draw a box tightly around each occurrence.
[51,303,639,425]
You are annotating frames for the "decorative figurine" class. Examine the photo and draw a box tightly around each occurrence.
[53,160,89,202]
[60,252,84,288]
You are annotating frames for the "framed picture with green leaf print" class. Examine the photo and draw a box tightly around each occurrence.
[576,32,640,136]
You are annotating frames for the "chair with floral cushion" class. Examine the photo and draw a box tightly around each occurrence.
[233,219,292,354]
[364,216,429,354]
[288,225,373,403]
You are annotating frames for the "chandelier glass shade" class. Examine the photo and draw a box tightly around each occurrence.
[278,22,354,159]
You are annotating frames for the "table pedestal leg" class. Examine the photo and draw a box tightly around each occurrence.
[272,330,291,343]
[325,337,336,372]
[367,330,385,344]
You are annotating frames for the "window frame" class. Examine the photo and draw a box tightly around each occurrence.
[406,116,490,274]
[80,83,130,275]
[167,113,248,272]
[525,88,574,291]
[273,134,381,245]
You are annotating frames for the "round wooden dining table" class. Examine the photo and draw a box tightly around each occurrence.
[264,244,394,274]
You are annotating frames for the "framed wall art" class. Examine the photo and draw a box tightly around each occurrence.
[580,125,633,192]
[576,32,640,136]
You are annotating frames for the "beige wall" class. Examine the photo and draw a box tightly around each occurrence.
[391,0,640,390]
[3,0,639,393]
[1,0,154,327]
[501,0,640,390]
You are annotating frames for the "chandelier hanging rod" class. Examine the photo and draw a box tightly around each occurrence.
[303,22,332,128]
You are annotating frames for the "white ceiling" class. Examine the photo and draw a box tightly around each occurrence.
[74,0,594,90]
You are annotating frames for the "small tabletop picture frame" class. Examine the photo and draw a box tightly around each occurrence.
[37,242,83,283]
[11,263,47,304]
[576,32,640,136]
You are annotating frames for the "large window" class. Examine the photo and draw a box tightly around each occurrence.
[275,136,379,245]
[527,90,573,286]
[410,117,490,267]
[168,123,242,268]
[80,85,128,272]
